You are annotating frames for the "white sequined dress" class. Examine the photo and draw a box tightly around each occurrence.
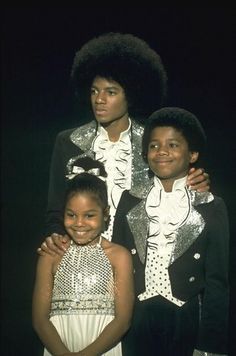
[43,238,122,355]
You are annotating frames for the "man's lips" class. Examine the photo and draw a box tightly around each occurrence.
[95,109,107,115]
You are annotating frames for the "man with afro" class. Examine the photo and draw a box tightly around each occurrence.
[39,32,209,259]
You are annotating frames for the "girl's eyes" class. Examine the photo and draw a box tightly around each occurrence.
[66,211,75,218]
[65,212,96,219]
[85,213,95,218]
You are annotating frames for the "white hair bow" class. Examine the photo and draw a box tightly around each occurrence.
[66,166,105,181]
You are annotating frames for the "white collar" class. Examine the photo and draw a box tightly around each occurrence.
[97,118,131,142]
[154,175,187,192]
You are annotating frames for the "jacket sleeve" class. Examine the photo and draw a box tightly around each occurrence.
[196,197,229,354]
[42,129,81,237]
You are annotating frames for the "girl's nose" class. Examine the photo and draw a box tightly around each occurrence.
[75,216,84,226]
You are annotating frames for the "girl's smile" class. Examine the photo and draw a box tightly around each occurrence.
[64,192,108,246]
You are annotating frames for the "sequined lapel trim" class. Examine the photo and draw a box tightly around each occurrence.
[69,120,150,197]
[127,199,149,264]
[188,189,214,206]
[70,121,97,151]
[129,121,150,198]
[170,205,205,263]
[170,190,214,263]
[127,187,214,264]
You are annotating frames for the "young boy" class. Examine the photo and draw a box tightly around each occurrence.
[113,107,229,356]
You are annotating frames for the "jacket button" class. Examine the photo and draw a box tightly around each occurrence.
[131,248,136,255]
[189,276,195,282]
[194,253,200,259]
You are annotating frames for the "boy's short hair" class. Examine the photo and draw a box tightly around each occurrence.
[142,107,207,165]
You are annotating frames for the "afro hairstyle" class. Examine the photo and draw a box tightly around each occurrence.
[71,32,168,120]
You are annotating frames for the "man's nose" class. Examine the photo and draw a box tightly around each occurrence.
[96,93,106,103]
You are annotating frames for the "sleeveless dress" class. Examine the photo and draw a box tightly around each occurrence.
[43,237,122,355]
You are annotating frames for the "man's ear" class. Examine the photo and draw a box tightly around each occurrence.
[189,151,199,164]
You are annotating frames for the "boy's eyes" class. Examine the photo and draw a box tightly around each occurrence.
[149,142,179,149]
[169,143,179,148]
[149,143,159,149]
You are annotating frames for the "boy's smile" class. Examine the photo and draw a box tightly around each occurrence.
[148,126,198,190]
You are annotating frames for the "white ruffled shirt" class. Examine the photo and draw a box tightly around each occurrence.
[139,175,190,306]
[92,121,132,240]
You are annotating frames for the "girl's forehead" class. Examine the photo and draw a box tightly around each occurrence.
[69,191,99,201]
[66,194,103,210]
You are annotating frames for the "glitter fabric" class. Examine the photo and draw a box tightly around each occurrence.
[67,119,150,241]
[69,120,150,199]
[138,177,189,305]
[127,177,214,265]
[50,239,115,316]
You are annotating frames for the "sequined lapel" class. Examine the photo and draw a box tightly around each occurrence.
[66,121,97,172]
[170,206,205,263]
[127,186,214,265]
[170,190,214,263]
[70,119,150,199]
[129,121,150,198]
[70,121,97,151]
[127,198,149,264]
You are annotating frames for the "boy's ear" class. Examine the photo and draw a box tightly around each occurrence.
[104,206,110,221]
[189,151,199,164]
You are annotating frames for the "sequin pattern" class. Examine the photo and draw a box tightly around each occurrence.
[68,120,150,241]
[50,241,115,316]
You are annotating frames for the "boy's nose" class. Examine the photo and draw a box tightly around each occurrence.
[157,146,169,154]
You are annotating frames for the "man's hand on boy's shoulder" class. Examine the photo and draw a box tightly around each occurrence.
[187,167,210,192]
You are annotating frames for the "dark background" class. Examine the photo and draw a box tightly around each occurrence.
[1,7,235,355]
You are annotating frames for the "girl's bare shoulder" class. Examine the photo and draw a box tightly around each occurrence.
[101,238,131,263]
[37,253,63,275]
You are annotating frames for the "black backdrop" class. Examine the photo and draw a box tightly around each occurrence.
[1,7,235,355]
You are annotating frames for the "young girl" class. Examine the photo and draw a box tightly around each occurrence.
[32,157,134,356]
[113,107,229,356]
